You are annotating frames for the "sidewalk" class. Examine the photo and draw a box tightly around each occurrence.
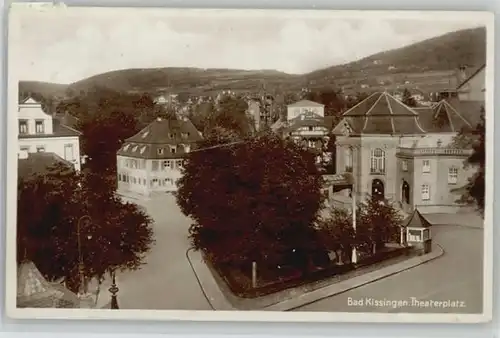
[187,244,444,311]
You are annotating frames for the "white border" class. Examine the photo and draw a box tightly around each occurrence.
[4,6,495,324]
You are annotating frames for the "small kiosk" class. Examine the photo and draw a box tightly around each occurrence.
[400,209,432,254]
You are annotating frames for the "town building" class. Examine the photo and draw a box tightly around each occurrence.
[331,91,482,214]
[116,115,203,197]
[272,99,336,170]
[457,64,486,101]
[17,96,82,171]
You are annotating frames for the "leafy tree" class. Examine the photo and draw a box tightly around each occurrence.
[17,165,154,293]
[205,96,252,137]
[357,197,403,255]
[176,133,324,273]
[317,208,355,264]
[402,88,417,107]
[455,107,485,215]
[77,110,140,179]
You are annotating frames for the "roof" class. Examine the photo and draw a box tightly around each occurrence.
[414,99,483,133]
[287,99,325,108]
[457,64,486,90]
[18,152,74,180]
[54,112,81,131]
[402,209,432,228]
[338,92,426,135]
[17,261,80,308]
[117,116,203,159]
[280,112,332,135]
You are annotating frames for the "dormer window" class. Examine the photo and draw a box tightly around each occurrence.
[132,145,138,152]
[181,132,189,139]
[142,131,150,138]
[140,146,146,154]
[123,144,130,151]
[35,120,44,134]
[158,148,164,155]
[170,145,177,154]
[19,120,28,134]
[169,133,175,139]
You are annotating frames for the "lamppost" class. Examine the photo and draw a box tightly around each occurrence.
[77,215,92,297]
[350,146,358,265]
[109,270,119,309]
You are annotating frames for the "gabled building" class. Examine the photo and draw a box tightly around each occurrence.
[457,64,486,102]
[286,99,325,121]
[17,96,81,171]
[116,115,203,196]
[332,91,481,213]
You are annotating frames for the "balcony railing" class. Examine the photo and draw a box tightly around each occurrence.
[397,147,473,157]
[370,168,386,175]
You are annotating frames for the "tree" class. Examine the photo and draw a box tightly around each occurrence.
[317,208,355,264]
[205,96,252,137]
[402,89,417,107]
[77,110,140,179]
[455,107,485,215]
[176,133,325,273]
[357,197,403,255]
[17,165,154,293]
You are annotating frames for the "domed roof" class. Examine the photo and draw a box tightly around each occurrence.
[337,92,426,135]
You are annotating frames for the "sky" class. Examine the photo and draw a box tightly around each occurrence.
[10,8,486,84]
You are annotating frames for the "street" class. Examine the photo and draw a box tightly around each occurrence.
[294,224,484,313]
[109,193,212,310]
[108,193,484,314]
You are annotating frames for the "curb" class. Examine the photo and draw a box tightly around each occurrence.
[188,245,445,312]
[270,244,444,311]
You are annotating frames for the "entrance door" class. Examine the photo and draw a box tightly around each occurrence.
[371,179,385,200]
[402,180,410,204]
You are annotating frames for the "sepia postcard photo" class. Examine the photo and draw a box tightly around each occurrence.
[5,6,494,323]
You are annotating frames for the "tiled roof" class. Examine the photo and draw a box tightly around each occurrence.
[339,92,426,135]
[402,209,432,228]
[281,112,331,135]
[18,152,74,180]
[117,116,203,159]
[17,261,80,308]
[415,99,481,133]
[287,99,325,108]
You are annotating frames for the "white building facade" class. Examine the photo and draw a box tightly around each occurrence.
[18,97,81,171]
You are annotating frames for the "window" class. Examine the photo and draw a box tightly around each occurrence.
[140,146,146,154]
[421,184,430,201]
[152,160,159,171]
[132,145,138,152]
[184,144,191,153]
[123,144,130,151]
[36,145,45,153]
[370,148,385,174]
[20,146,29,152]
[142,131,149,138]
[181,132,189,139]
[158,148,164,155]
[401,160,408,172]
[162,160,171,169]
[18,120,28,134]
[64,144,74,161]
[422,160,431,173]
[408,229,421,242]
[345,147,353,172]
[176,159,183,168]
[308,126,313,131]
[170,145,177,154]
[448,167,458,184]
[35,120,44,134]
[307,140,315,148]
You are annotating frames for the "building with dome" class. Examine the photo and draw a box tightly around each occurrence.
[332,91,483,214]
[116,116,203,197]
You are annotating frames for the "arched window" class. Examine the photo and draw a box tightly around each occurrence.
[370,148,386,174]
[345,147,353,172]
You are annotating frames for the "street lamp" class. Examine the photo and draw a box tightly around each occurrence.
[350,146,358,265]
[109,270,120,309]
[77,215,92,297]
